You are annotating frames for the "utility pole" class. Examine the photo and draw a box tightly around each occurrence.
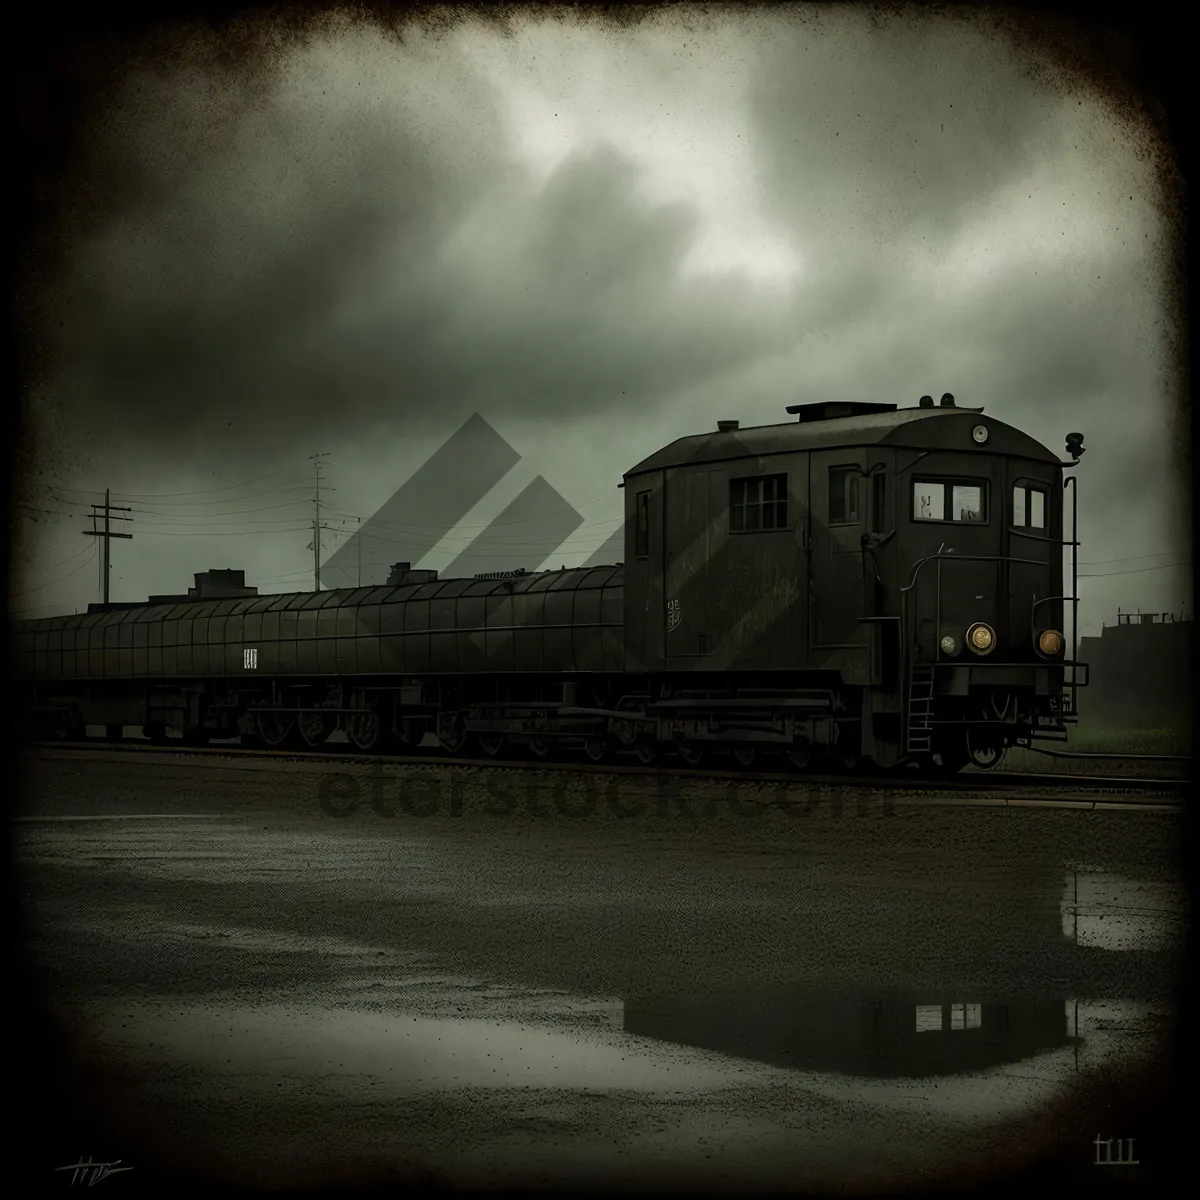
[82,489,133,605]
[309,453,333,591]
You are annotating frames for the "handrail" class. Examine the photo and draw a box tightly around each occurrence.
[900,550,1047,596]
[1064,473,1081,717]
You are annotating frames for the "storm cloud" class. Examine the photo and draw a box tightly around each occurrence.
[13,7,1187,631]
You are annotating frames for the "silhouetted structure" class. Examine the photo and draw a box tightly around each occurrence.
[88,570,259,613]
[1077,611,1192,731]
[385,562,439,586]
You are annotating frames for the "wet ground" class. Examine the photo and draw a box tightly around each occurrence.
[14,750,1188,1191]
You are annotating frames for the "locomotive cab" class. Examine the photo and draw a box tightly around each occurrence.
[887,397,1085,769]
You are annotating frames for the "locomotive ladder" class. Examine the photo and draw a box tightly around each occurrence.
[905,664,936,754]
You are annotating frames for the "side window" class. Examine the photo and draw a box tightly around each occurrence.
[730,474,788,533]
[870,472,886,532]
[829,468,860,525]
[951,484,983,523]
[913,481,945,522]
[635,491,650,559]
[913,479,988,524]
[1012,485,1046,530]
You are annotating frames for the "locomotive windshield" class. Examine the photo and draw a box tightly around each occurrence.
[911,479,987,524]
[1012,484,1047,529]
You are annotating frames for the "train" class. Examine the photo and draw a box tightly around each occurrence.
[12,394,1089,773]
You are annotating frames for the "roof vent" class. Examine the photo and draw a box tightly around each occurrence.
[717,420,739,432]
[940,393,956,407]
[785,401,899,423]
[919,395,934,408]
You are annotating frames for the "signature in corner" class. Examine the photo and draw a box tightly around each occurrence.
[55,1158,133,1186]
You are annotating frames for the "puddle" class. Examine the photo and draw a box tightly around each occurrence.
[88,983,1163,1118]
[92,1002,751,1093]
[624,989,1074,1079]
[1059,871,1185,951]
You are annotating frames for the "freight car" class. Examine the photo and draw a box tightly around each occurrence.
[12,394,1089,773]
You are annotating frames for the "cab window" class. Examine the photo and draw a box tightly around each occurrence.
[828,468,860,525]
[1012,484,1046,529]
[635,491,651,558]
[912,479,987,524]
[731,474,787,532]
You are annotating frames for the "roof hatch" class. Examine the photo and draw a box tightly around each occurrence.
[785,401,899,423]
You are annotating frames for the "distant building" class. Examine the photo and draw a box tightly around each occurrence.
[147,569,259,603]
[88,569,260,613]
[385,562,439,586]
[1077,610,1192,731]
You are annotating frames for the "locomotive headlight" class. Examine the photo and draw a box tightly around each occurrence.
[966,622,996,655]
[940,634,959,656]
[1038,629,1064,656]
[971,424,989,445]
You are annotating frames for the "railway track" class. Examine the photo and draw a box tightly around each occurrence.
[24,737,1188,799]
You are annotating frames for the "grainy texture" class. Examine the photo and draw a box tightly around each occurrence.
[16,750,1184,1190]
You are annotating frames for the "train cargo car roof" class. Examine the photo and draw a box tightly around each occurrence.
[624,405,1061,477]
[11,564,625,631]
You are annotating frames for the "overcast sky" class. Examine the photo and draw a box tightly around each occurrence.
[13,7,1188,635]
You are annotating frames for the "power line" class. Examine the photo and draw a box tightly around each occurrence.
[135,526,315,538]
[1076,550,1189,566]
[19,536,93,562]
[123,499,314,518]
[321,494,622,534]
[10,544,98,598]
[1079,561,1192,578]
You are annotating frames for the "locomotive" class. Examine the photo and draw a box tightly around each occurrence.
[12,394,1089,773]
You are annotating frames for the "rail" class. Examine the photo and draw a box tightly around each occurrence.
[1020,745,1190,763]
[21,737,1190,796]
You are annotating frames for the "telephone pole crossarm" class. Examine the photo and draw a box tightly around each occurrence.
[82,488,134,605]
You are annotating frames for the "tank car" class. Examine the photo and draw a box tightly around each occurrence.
[11,394,1088,773]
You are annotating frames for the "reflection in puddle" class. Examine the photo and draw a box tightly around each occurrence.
[623,990,1074,1079]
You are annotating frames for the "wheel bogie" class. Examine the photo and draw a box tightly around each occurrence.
[24,673,1051,782]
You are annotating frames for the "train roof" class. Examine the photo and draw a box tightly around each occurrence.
[12,564,624,632]
[624,403,1063,477]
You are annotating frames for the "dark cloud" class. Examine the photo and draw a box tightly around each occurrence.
[13,10,1186,626]
[739,11,1185,565]
[29,27,800,473]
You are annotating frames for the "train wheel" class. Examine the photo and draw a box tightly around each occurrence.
[440,725,468,754]
[347,711,383,752]
[394,718,425,752]
[477,733,505,758]
[256,711,293,748]
[732,746,756,768]
[634,741,657,765]
[142,722,169,745]
[968,743,1003,770]
[930,733,971,774]
[788,747,811,770]
[528,737,551,758]
[678,742,704,767]
[583,737,608,763]
[297,711,334,748]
